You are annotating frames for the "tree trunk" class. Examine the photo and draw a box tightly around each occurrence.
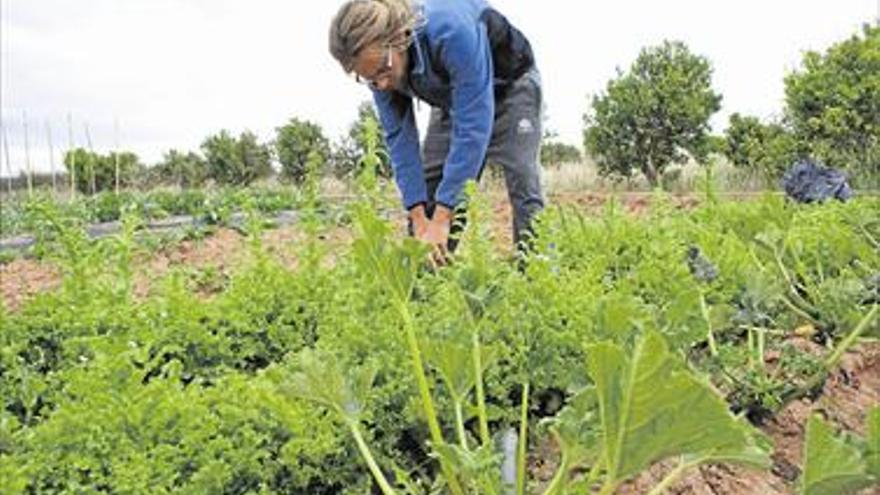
[642,161,659,188]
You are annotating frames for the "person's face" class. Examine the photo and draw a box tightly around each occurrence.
[351,44,407,92]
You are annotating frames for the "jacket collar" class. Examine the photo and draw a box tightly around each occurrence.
[408,30,428,76]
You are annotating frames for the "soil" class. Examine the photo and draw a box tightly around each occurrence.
[0,258,60,311]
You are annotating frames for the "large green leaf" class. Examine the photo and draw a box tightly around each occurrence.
[801,413,877,495]
[432,442,502,493]
[545,386,601,469]
[276,348,375,423]
[586,331,770,488]
[351,204,427,303]
[868,408,880,478]
[423,337,496,403]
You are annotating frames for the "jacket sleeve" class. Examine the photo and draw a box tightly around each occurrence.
[434,19,494,209]
[372,90,427,210]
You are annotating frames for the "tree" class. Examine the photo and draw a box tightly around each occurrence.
[275,118,331,184]
[154,149,209,188]
[541,130,582,168]
[723,113,798,181]
[201,130,273,186]
[784,24,880,182]
[331,101,391,180]
[583,40,722,187]
[63,148,142,194]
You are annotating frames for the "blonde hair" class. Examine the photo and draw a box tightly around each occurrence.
[329,0,420,72]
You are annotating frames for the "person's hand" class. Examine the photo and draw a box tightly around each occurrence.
[418,205,452,268]
[409,204,430,239]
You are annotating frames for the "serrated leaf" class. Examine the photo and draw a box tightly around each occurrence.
[543,386,601,468]
[802,414,876,495]
[423,338,496,403]
[587,331,770,488]
[278,348,375,422]
[432,442,502,493]
[351,205,428,303]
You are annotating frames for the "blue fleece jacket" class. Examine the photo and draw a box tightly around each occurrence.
[371,0,494,210]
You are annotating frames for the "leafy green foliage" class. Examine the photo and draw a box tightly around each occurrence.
[584,40,722,186]
[2,182,878,493]
[586,331,770,493]
[201,130,273,186]
[275,118,332,184]
[801,410,879,495]
[784,24,880,186]
[151,149,209,188]
[63,147,143,194]
[724,113,799,182]
[0,187,307,239]
[868,408,880,478]
[541,131,582,168]
[332,101,391,179]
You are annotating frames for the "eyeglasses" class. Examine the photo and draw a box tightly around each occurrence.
[353,47,393,88]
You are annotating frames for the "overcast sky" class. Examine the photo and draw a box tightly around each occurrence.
[1,0,877,176]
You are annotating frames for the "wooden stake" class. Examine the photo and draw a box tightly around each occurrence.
[1,120,12,194]
[23,111,33,197]
[83,122,96,195]
[114,118,120,195]
[46,120,57,192]
[67,113,76,199]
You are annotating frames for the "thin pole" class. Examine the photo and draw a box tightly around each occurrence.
[113,117,120,194]
[46,120,57,192]
[23,111,32,197]
[1,120,12,194]
[67,112,76,199]
[83,122,95,194]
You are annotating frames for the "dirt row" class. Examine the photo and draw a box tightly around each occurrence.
[2,192,705,311]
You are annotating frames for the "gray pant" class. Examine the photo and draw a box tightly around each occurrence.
[421,68,545,249]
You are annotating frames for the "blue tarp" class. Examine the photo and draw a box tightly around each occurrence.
[782,159,852,203]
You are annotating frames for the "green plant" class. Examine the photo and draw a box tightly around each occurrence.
[201,130,273,186]
[153,149,209,188]
[581,331,769,494]
[723,113,799,183]
[784,24,880,187]
[63,148,142,194]
[584,40,722,186]
[800,408,879,495]
[332,101,392,180]
[541,130,582,169]
[275,118,332,183]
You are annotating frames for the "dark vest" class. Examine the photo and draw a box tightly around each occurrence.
[408,7,535,105]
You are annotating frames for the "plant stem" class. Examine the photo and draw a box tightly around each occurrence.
[454,400,468,450]
[757,326,765,372]
[517,381,530,495]
[825,304,878,370]
[583,454,605,494]
[857,224,879,250]
[396,301,465,495]
[541,454,568,495]
[699,292,718,357]
[772,248,819,317]
[472,330,490,446]
[347,419,398,495]
[598,480,617,495]
[779,295,819,325]
[747,326,755,371]
[782,305,880,406]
